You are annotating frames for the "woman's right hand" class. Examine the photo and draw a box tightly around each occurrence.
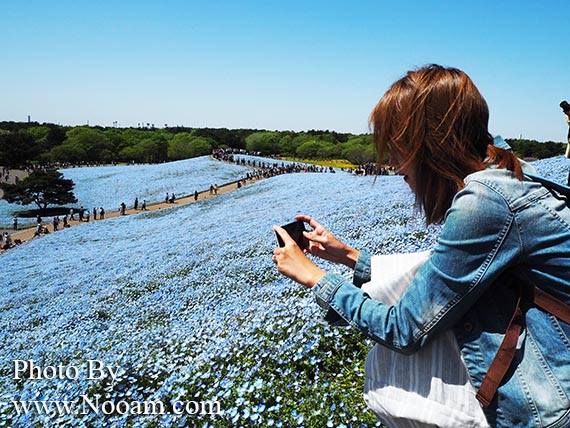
[294,214,359,269]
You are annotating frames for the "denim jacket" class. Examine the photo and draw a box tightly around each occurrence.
[313,168,570,427]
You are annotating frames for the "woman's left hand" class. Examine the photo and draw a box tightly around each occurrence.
[272,225,326,288]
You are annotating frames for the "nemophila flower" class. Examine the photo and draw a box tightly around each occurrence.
[0,155,567,427]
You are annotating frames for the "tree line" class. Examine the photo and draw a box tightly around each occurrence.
[505,138,566,160]
[0,121,566,168]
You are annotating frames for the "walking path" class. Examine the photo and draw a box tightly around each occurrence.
[1,172,264,254]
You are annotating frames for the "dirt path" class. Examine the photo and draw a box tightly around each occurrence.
[1,175,263,254]
[0,169,28,199]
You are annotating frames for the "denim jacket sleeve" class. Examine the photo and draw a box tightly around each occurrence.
[321,251,372,325]
[313,178,523,354]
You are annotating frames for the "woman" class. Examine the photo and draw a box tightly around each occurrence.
[273,65,570,427]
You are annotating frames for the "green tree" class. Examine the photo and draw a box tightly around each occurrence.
[167,133,213,161]
[277,134,295,157]
[0,169,77,211]
[46,143,87,163]
[168,133,195,160]
[296,140,336,159]
[45,126,67,150]
[245,132,281,155]
[507,138,565,159]
[64,127,115,163]
[280,133,311,157]
[24,126,50,148]
[119,135,168,163]
[188,137,213,157]
[342,135,375,165]
[0,131,40,167]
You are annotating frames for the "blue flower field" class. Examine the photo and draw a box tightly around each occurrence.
[0,157,254,229]
[0,156,568,427]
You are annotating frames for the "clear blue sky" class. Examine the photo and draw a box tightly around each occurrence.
[2,0,569,142]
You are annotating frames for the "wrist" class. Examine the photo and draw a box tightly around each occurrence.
[306,267,326,289]
[343,247,360,269]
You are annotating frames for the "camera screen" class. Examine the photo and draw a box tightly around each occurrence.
[275,220,309,250]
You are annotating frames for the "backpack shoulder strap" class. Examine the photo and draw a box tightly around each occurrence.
[524,172,570,197]
[476,273,570,407]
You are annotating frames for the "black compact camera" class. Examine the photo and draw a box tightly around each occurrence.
[560,100,570,113]
[275,220,309,250]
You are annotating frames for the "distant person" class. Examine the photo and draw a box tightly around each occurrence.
[93,207,97,220]
[209,185,214,195]
[52,216,60,231]
[194,191,199,201]
[99,207,105,219]
[141,200,147,210]
[63,215,69,228]
[84,209,90,222]
[120,202,126,215]
[36,215,42,225]
[69,208,75,221]
[165,192,169,203]
[3,232,11,249]
[170,193,176,203]
[134,197,139,210]
[79,206,84,222]
[12,216,18,230]
[214,184,219,195]
[561,100,570,185]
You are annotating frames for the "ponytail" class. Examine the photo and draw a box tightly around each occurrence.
[485,145,523,180]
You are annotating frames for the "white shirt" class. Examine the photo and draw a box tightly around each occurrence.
[361,251,489,428]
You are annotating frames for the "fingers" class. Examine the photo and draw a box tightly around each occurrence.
[294,214,330,242]
[294,214,324,231]
[303,229,328,244]
[273,225,295,246]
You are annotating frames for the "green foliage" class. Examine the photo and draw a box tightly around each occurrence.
[192,127,249,149]
[65,127,115,163]
[46,143,87,163]
[343,135,376,165]
[506,138,565,159]
[0,169,77,211]
[24,126,50,146]
[118,135,169,163]
[296,139,342,159]
[245,132,281,155]
[0,120,565,169]
[168,134,213,160]
[0,131,40,168]
[45,125,67,150]
[296,140,322,159]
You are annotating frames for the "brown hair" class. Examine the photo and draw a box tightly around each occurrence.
[370,64,522,224]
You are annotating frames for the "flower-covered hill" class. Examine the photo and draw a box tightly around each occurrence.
[0,155,567,428]
[0,156,254,229]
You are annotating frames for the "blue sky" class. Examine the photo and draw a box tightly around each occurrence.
[2,0,569,142]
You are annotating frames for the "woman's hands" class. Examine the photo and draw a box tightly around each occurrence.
[272,225,326,288]
[272,214,360,288]
[294,214,359,269]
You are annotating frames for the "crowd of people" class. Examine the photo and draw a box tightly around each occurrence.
[212,148,394,177]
